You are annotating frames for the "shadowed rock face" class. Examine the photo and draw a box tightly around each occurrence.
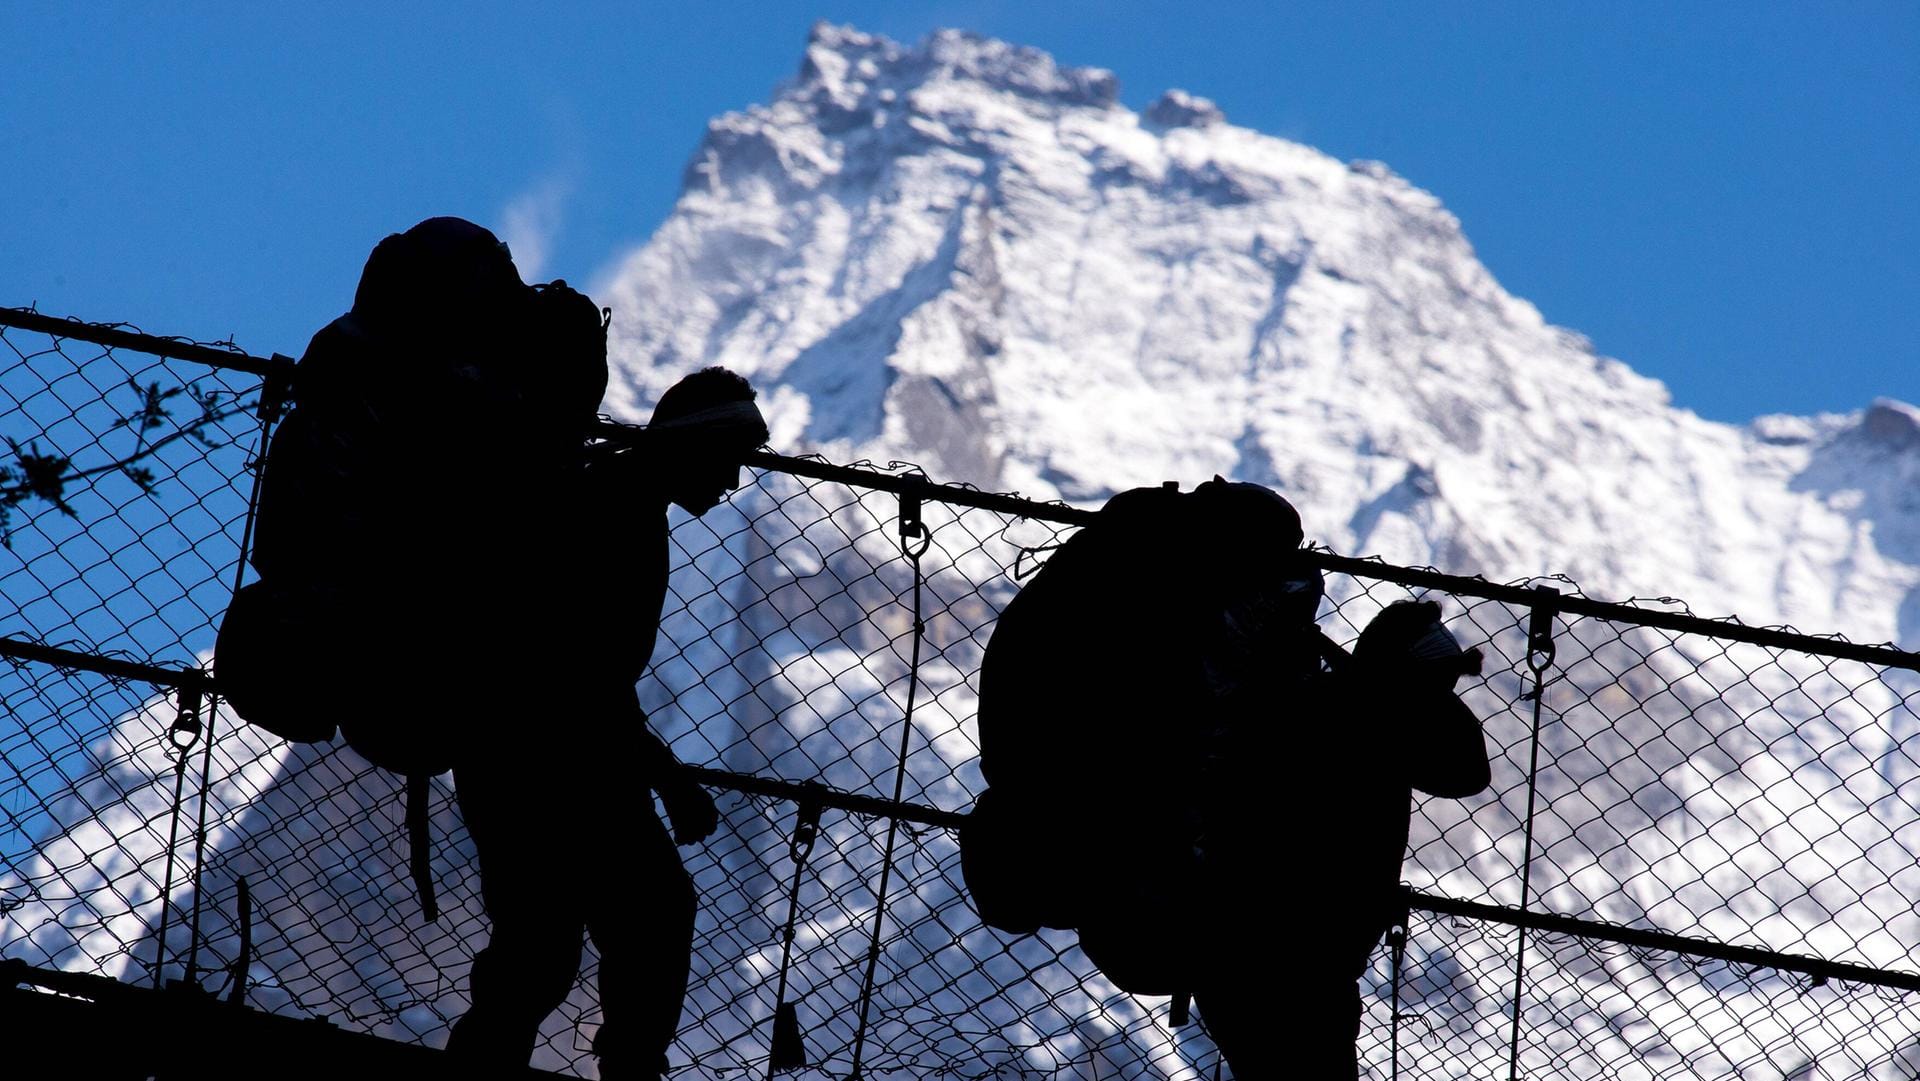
[1143,90,1225,131]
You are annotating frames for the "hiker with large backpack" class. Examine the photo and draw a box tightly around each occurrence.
[960,479,1489,1078]
[215,218,764,1079]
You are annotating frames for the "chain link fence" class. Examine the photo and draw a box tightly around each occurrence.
[1,312,271,1005]
[4,308,1920,1078]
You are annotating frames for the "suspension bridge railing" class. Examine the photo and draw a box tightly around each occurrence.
[5,307,1919,1079]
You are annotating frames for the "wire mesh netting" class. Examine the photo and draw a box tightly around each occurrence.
[0,317,269,660]
[1,315,271,994]
[1374,908,1920,1079]
[4,311,1920,1079]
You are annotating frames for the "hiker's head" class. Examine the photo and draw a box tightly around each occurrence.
[1192,476,1318,619]
[650,367,769,515]
[1193,477,1304,548]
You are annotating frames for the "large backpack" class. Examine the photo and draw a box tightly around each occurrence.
[215,218,607,915]
[959,478,1333,993]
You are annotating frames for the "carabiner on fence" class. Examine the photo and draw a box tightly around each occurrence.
[257,356,297,424]
[169,684,204,754]
[897,490,931,560]
[788,796,821,868]
[1013,542,1063,581]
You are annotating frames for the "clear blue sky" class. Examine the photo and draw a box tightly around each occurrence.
[3,1,1914,425]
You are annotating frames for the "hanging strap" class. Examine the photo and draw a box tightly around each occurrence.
[406,774,439,922]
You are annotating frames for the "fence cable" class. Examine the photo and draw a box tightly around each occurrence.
[151,685,202,989]
[182,373,282,983]
[846,492,931,1079]
[1506,586,1559,1080]
[766,794,822,1079]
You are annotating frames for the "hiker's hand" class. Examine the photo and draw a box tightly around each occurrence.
[662,777,719,845]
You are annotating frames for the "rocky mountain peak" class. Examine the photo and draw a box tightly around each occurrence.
[1143,89,1225,130]
[603,24,1920,644]
[796,22,1119,111]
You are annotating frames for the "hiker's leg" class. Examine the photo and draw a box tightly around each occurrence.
[587,809,696,1080]
[1197,969,1360,1080]
[1196,984,1276,1080]
[450,913,584,1064]
[1299,979,1363,1080]
[448,764,586,1067]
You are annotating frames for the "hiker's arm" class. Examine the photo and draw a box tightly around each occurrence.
[1401,696,1491,799]
[638,727,720,844]
[634,726,679,781]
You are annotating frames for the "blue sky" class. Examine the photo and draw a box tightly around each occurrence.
[3,1,1915,425]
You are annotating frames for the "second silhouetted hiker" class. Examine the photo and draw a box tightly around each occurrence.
[960,479,1490,1078]
[961,480,1327,1052]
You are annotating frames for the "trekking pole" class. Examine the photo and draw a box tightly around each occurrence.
[846,491,932,1080]
[226,876,252,1009]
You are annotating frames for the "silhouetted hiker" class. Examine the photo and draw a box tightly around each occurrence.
[961,481,1489,1079]
[444,367,769,1079]
[213,217,763,1077]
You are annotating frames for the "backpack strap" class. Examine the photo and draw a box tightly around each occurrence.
[405,774,438,922]
[1315,627,1353,673]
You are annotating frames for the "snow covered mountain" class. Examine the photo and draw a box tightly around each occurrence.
[600,22,1920,647]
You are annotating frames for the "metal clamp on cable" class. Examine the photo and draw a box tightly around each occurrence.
[897,489,931,562]
[257,356,297,423]
[788,798,821,867]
